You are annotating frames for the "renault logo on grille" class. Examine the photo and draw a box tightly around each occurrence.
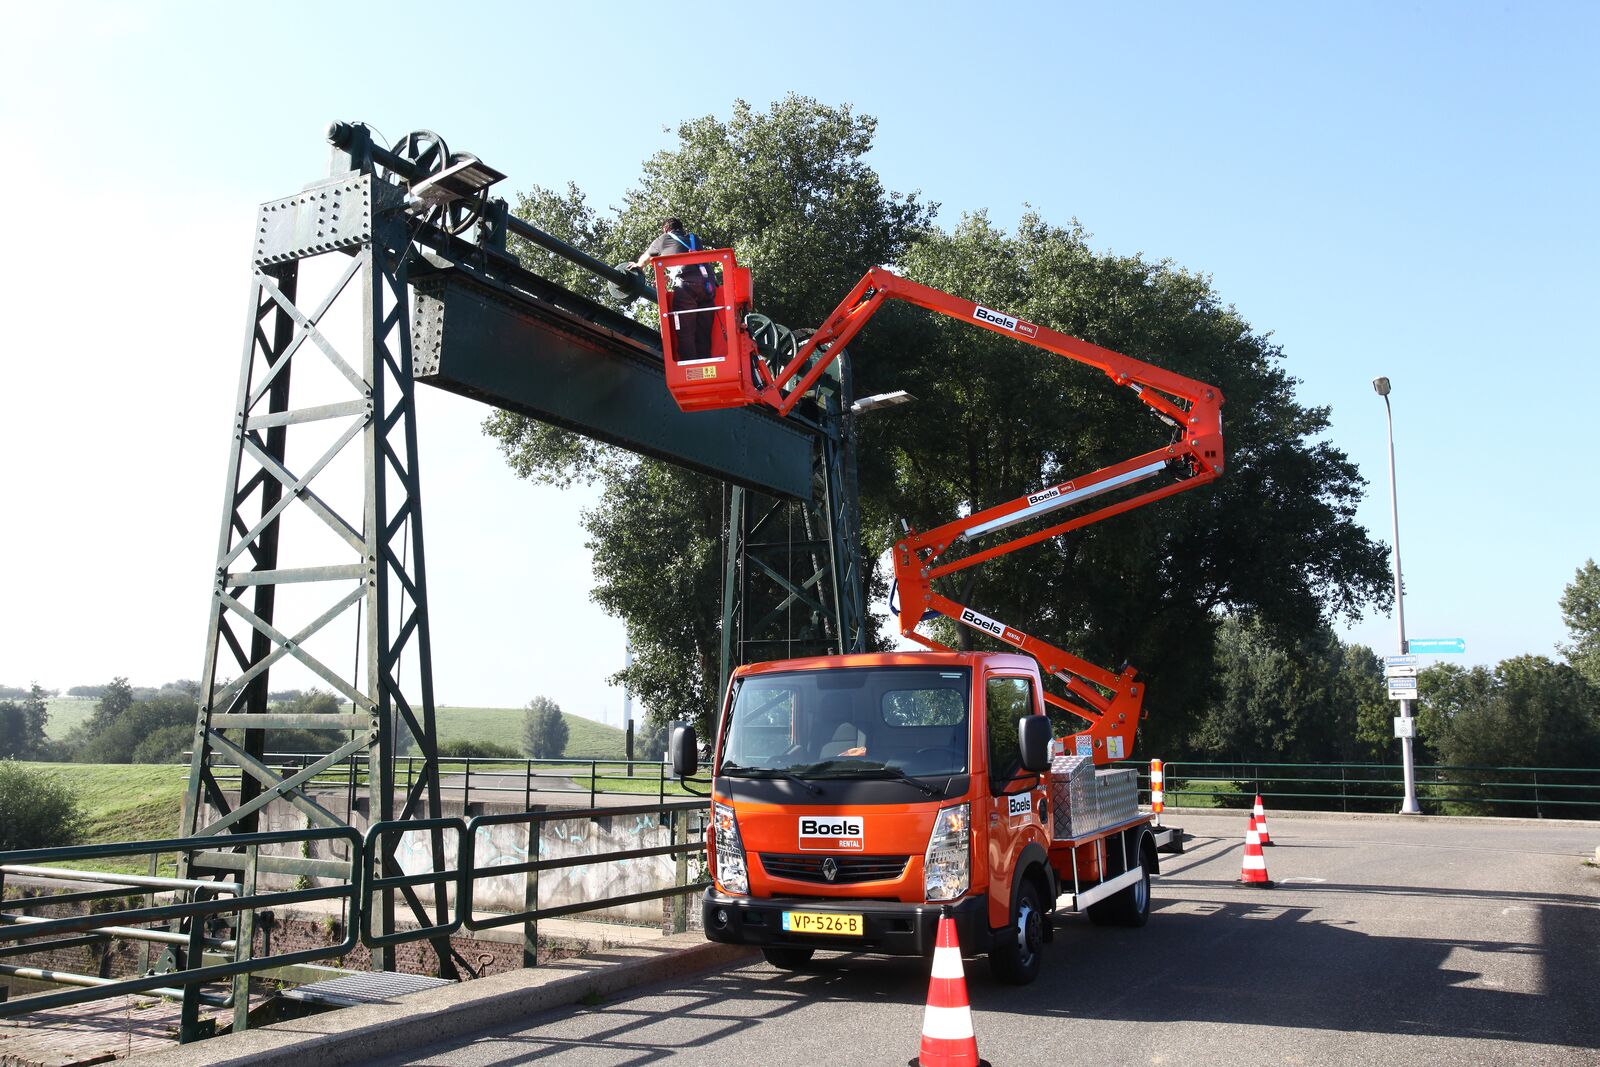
[822,857,839,882]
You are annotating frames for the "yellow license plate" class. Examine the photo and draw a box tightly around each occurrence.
[781,910,863,936]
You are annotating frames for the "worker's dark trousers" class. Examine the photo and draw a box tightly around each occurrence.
[671,284,715,360]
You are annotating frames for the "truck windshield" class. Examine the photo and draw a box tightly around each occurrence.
[719,667,970,779]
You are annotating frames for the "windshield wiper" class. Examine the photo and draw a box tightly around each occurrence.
[720,762,821,796]
[801,760,945,798]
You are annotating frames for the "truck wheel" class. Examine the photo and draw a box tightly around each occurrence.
[761,946,815,970]
[1087,839,1151,928]
[989,878,1045,985]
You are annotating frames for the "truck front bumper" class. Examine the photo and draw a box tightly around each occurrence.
[702,890,991,956]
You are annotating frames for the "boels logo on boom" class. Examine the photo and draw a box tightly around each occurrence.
[959,607,1027,648]
[973,304,1039,338]
[799,816,864,852]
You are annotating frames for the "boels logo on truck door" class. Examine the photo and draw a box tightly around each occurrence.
[799,816,864,851]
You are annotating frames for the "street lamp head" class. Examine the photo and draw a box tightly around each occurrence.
[1372,376,1391,397]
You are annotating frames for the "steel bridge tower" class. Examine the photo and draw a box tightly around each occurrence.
[178,122,865,984]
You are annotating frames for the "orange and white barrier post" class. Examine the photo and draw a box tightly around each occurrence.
[1238,814,1274,889]
[1150,759,1165,823]
[1253,793,1272,846]
[916,907,988,1067]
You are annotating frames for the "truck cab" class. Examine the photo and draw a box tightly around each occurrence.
[676,650,1158,984]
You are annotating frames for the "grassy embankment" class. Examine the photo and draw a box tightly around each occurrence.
[21,762,191,875]
[24,706,676,867]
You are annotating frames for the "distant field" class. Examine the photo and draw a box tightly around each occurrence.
[436,706,626,759]
[44,696,625,759]
[44,697,95,739]
[45,700,624,758]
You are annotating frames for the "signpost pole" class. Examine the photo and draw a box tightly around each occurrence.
[1375,377,1422,814]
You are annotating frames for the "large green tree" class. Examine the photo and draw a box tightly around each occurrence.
[486,97,934,737]
[1189,616,1385,762]
[855,214,1390,752]
[487,97,1390,751]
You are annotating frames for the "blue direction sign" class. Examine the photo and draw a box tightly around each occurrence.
[1384,654,1418,668]
[1409,638,1466,654]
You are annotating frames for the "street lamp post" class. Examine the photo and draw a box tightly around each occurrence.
[1373,376,1422,815]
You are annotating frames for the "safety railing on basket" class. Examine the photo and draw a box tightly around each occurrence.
[1112,760,1600,819]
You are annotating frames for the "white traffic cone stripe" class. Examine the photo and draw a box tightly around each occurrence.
[1242,854,1266,870]
[921,1003,975,1041]
[930,946,965,979]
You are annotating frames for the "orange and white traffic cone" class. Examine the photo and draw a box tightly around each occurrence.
[914,907,989,1067]
[1239,814,1274,889]
[1253,794,1273,845]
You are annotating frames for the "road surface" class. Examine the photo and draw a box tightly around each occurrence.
[371,812,1600,1066]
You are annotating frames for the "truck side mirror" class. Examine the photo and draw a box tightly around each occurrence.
[1018,715,1051,774]
[669,725,698,779]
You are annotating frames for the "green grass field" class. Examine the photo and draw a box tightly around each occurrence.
[434,706,626,759]
[43,697,95,740]
[19,763,191,875]
[45,697,627,759]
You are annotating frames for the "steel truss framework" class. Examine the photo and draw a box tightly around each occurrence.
[176,124,867,1007]
[181,150,457,994]
[720,368,866,689]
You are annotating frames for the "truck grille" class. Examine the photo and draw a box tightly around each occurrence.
[759,854,910,885]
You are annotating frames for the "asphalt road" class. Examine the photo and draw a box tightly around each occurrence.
[373,813,1600,1066]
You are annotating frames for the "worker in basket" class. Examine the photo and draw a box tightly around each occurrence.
[633,217,716,360]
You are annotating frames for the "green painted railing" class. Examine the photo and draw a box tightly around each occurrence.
[0,798,709,1037]
[1113,760,1600,818]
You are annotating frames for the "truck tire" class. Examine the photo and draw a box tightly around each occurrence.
[1087,836,1151,928]
[989,877,1046,985]
[761,946,815,970]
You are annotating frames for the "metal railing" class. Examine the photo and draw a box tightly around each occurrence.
[463,800,710,967]
[0,826,362,1039]
[0,797,709,1036]
[1114,760,1600,818]
[190,752,692,806]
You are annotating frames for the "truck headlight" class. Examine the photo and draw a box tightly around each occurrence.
[712,802,748,895]
[924,802,970,902]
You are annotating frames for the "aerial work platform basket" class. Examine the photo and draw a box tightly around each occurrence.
[650,248,760,412]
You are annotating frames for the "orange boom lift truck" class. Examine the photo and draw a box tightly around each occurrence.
[652,249,1224,983]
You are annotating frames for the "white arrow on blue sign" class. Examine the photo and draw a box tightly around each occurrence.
[1409,638,1466,654]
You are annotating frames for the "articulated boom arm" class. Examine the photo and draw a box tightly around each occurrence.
[792,269,1225,764]
[651,253,1225,763]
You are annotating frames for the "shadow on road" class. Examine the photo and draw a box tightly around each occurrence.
[399,885,1597,1066]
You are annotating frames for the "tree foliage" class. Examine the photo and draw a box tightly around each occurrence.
[1190,617,1385,762]
[1417,656,1600,770]
[485,97,1389,750]
[522,696,570,759]
[75,696,194,764]
[84,677,134,736]
[487,97,934,739]
[0,761,84,850]
[866,215,1390,751]
[0,684,51,760]
[1559,558,1600,688]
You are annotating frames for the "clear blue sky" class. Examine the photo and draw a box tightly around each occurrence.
[2,2,1595,719]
